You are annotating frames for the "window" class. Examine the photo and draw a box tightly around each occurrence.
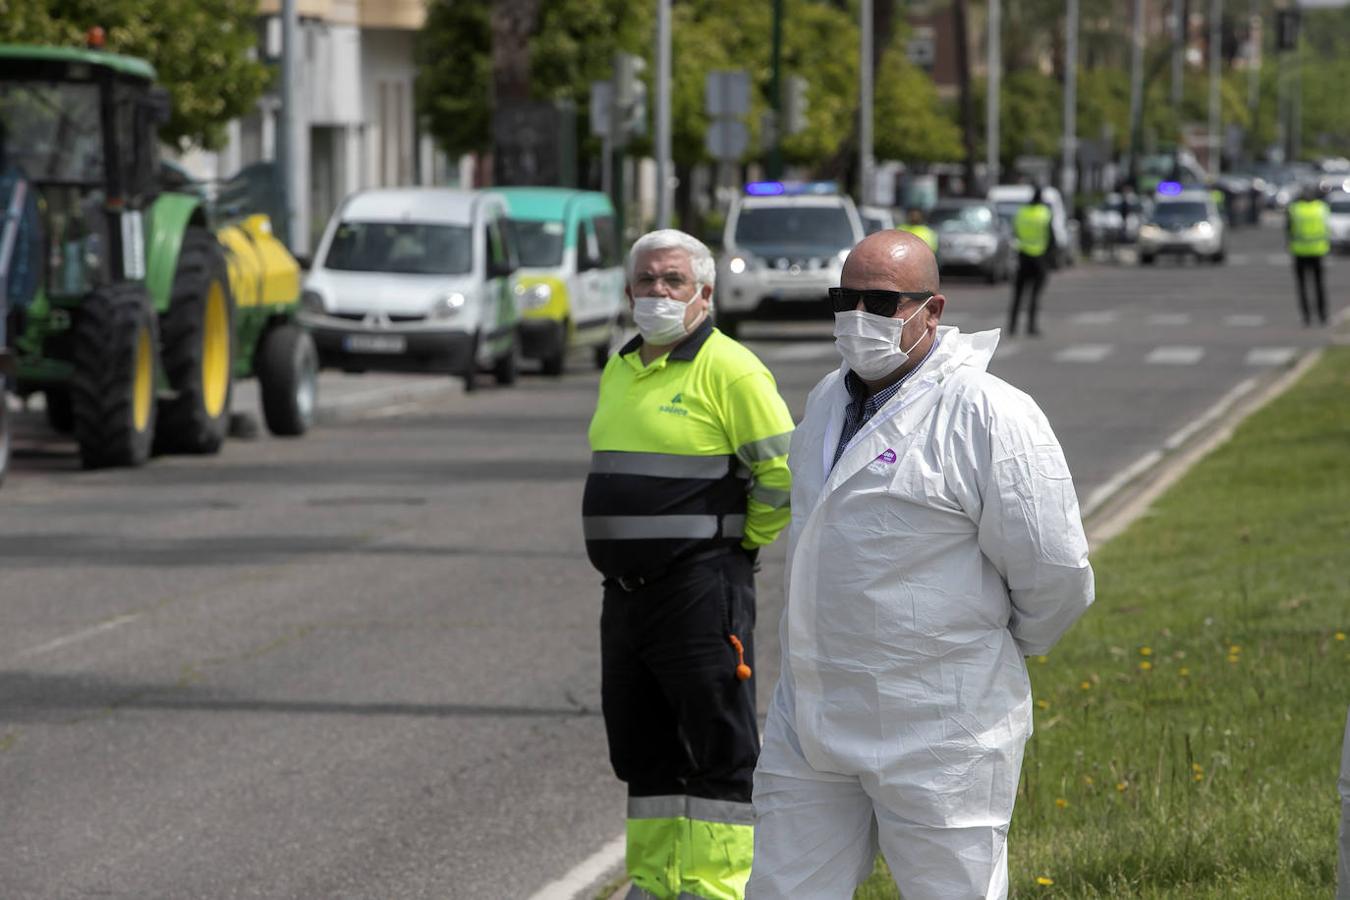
[323,221,472,274]
[0,81,104,184]
[734,205,856,251]
[513,219,566,268]
[592,214,620,266]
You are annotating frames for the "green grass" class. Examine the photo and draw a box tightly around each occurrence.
[857,347,1350,898]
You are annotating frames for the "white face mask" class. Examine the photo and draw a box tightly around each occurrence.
[832,297,931,380]
[633,287,704,345]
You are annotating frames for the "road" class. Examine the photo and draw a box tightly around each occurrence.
[0,220,1343,899]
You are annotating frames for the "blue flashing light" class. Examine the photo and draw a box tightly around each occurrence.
[745,181,786,196]
[1157,181,1183,196]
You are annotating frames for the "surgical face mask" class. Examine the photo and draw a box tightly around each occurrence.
[633,287,704,345]
[832,297,931,380]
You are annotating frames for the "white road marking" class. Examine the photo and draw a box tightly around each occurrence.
[1070,310,1120,325]
[1147,313,1192,326]
[1223,314,1266,327]
[1146,345,1205,365]
[1162,378,1257,451]
[14,613,142,661]
[1266,253,1289,266]
[1082,450,1165,518]
[1054,344,1114,363]
[1227,253,1251,265]
[527,832,626,900]
[1245,347,1298,367]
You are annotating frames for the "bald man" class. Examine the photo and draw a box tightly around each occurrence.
[747,231,1094,899]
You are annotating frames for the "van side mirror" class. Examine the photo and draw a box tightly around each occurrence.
[488,256,516,279]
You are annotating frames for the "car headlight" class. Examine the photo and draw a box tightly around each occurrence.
[513,282,552,310]
[300,289,326,314]
[729,256,747,275]
[1193,221,1214,237]
[430,292,466,318]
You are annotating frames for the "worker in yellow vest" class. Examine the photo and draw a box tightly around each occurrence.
[1007,187,1055,337]
[1287,184,1330,327]
[899,208,939,254]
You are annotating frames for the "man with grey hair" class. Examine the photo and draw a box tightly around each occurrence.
[584,228,795,898]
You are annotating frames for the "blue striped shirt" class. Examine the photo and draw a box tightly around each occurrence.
[831,340,940,470]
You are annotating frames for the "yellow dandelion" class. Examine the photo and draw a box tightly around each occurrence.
[1079,680,1092,691]
[1139,660,1152,671]
[1191,763,1203,772]
[1139,646,1153,656]
[1082,775,1095,786]
[1036,655,1049,665]
[1116,781,1128,792]
[1193,772,1204,782]
[1036,876,1055,886]
[1336,632,1346,642]
[1036,699,1050,710]
[1179,667,1191,676]
[1055,797,1069,809]
[1227,654,1240,664]
[1228,644,1241,654]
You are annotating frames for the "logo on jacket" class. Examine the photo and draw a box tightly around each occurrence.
[876,448,897,464]
[659,392,689,416]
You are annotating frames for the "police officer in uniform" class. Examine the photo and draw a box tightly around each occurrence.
[899,207,939,254]
[1007,187,1054,336]
[584,229,794,899]
[1288,184,1331,326]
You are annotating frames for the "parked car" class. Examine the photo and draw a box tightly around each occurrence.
[499,188,626,375]
[300,188,521,392]
[1327,191,1350,254]
[928,199,1012,283]
[1137,188,1226,265]
[858,204,896,235]
[987,184,1078,268]
[714,182,865,336]
[1086,191,1150,250]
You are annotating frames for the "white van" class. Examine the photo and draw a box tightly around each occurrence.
[987,184,1078,268]
[300,188,520,391]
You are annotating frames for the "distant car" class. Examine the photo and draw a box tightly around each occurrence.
[859,205,896,235]
[1137,189,1226,265]
[1086,192,1149,248]
[928,199,1012,283]
[987,184,1077,268]
[300,188,522,391]
[1327,191,1350,254]
[714,181,865,336]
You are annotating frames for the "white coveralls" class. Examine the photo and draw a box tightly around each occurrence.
[748,327,1095,899]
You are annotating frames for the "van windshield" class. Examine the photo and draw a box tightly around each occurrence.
[734,206,856,252]
[323,221,472,275]
[512,220,566,267]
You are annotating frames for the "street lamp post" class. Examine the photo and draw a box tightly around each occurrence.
[1062,0,1078,208]
[860,0,874,204]
[655,0,672,228]
[1208,0,1223,178]
[986,0,1001,189]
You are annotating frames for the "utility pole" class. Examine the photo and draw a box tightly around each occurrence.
[1247,2,1260,125]
[1128,0,1144,182]
[1062,0,1079,209]
[768,0,784,180]
[860,0,874,204]
[279,0,301,253]
[986,0,1000,189]
[1172,0,1185,107]
[655,0,672,228]
[1208,0,1223,177]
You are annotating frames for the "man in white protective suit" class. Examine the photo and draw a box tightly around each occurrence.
[747,229,1095,899]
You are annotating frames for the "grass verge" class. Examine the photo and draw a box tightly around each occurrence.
[857,346,1350,898]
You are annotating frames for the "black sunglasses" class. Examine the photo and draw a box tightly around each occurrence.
[828,287,934,317]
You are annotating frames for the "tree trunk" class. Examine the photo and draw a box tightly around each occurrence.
[490,0,542,105]
[953,0,977,196]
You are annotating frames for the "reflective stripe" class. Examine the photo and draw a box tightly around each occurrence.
[591,451,735,480]
[750,483,791,509]
[584,514,746,541]
[628,794,755,827]
[736,430,792,463]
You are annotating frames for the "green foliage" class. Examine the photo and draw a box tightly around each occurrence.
[0,0,270,151]
[415,0,492,157]
[874,44,962,164]
[857,347,1350,897]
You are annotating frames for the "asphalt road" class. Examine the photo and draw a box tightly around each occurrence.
[0,220,1343,899]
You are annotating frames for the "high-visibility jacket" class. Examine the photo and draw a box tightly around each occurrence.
[1289,199,1330,257]
[585,317,794,580]
[899,223,939,253]
[1014,203,1052,257]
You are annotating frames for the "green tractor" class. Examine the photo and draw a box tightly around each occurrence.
[0,43,317,474]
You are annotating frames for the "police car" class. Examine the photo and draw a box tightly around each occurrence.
[714,182,865,337]
[1137,182,1227,265]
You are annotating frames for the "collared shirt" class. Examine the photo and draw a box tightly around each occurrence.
[831,338,939,470]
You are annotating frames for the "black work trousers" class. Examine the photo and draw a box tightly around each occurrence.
[1008,254,1048,335]
[1294,255,1328,325]
[600,550,758,805]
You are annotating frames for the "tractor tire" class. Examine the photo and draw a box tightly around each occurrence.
[255,323,318,437]
[45,387,73,434]
[70,282,159,469]
[155,228,235,454]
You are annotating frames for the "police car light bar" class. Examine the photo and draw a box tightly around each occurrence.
[1157,181,1183,196]
[744,180,840,196]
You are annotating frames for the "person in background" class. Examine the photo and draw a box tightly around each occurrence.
[898,207,938,254]
[1007,186,1054,337]
[1287,183,1331,327]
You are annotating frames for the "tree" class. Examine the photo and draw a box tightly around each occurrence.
[0,0,270,151]
[873,43,963,165]
[416,1,492,159]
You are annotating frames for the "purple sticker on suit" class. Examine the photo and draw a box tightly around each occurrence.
[876,448,897,464]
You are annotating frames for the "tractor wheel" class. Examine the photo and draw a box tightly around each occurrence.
[155,228,235,454]
[45,387,73,434]
[70,282,159,468]
[255,323,318,437]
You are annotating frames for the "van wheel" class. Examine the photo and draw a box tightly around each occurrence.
[461,332,480,393]
[45,387,74,434]
[541,320,566,376]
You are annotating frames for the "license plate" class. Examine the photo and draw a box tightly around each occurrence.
[343,334,407,354]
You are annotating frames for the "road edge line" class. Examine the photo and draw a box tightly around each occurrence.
[526,832,626,900]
